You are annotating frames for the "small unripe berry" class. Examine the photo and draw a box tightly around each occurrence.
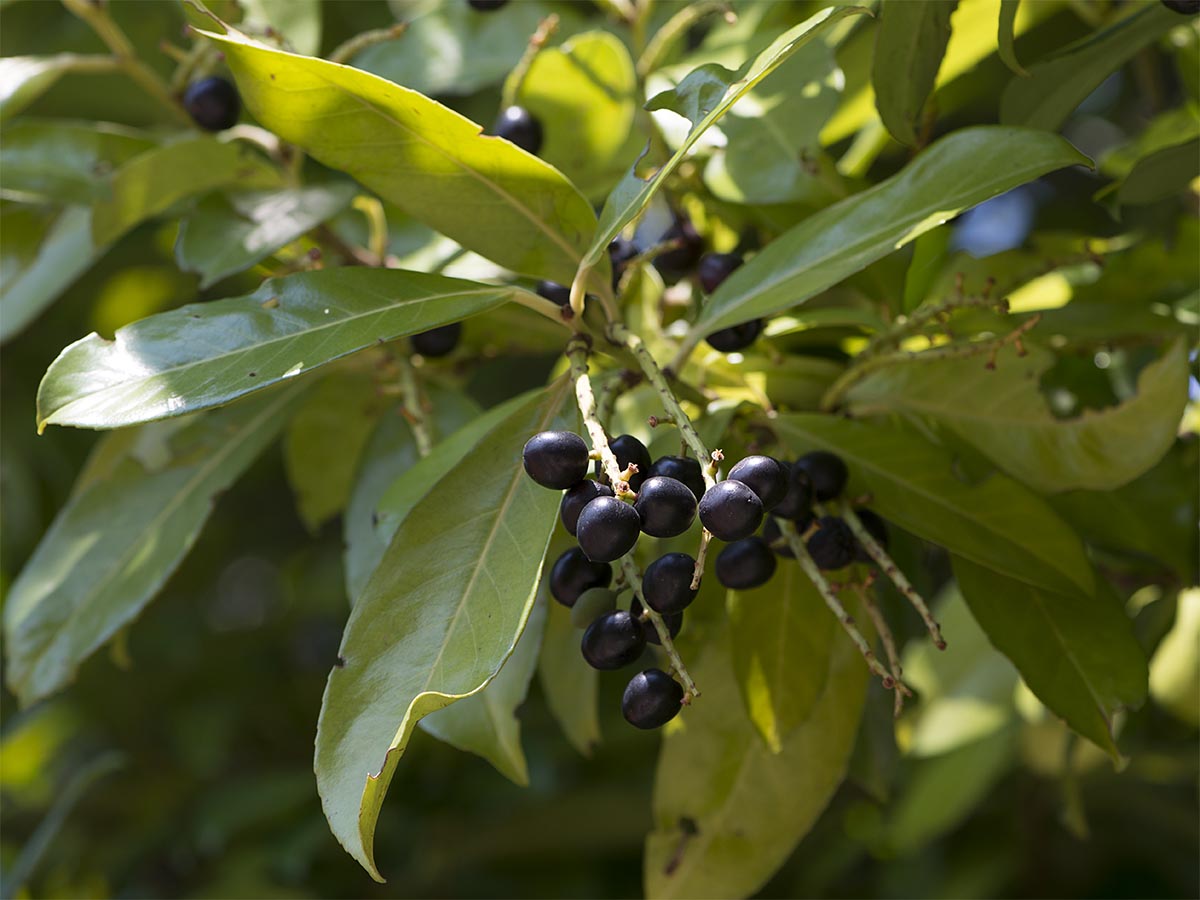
[622,668,684,729]
[608,433,652,491]
[560,480,613,536]
[716,537,776,590]
[794,451,848,501]
[183,76,240,132]
[642,552,698,614]
[698,480,763,542]
[648,455,706,501]
[410,322,461,357]
[581,610,646,670]
[549,547,612,607]
[806,516,855,570]
[696,252,743,293]
[633,476,696,537]
[727,455,789,511]
[576,496,641,562]
[494,105,543,155]
[705,319,764,353]
[523,431,589,489]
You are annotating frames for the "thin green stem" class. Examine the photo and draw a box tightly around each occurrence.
[500,14,559,109]
[851,579,910,716]
[861,291,1008,358]
[397,355,433,457]
[620,556,699,701]
[352,195,389,263]
[328,22,408,65]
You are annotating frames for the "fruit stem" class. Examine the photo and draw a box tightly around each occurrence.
[777,520,901,692]
[328,22,409,66]
[619,556,700,702]
[860,291,1010,359]
[849,579,911,717]
[839,504,946,650]
[500,14,560,110]
[397,355,433,457]
[566,337,635,499]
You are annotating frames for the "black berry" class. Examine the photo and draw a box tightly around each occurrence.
[536,280,571,307]
[468,0,508,8]
[727,455,789,511]
[608,237,638,289]
[648,455,706,501]
[642,552,698,614]
[581,610,646,670]
[183,76,240,132]
[697,252,743,293]
[631,597,683,645]
[570,587,617,628]
[716,537,776,590]
[852,509,889,563]
[652,218,704,283]
[608,433,652,491]
[494,105,543,155]
[1162,0,1199,13]
[633,476,697,537]
[576,496,641,562]
[806,516,855,570]
[705,319,764,353]
[410,322,461,358]
[761,513,814,558]
[622,668,684,729]
[794,451,848,501]
[549,547,612,607]
[698,480,763,542]
[560,480,614,536]
[772,462,814,521]
[523,431,589,490]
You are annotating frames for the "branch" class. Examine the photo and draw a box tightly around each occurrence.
[566,337,634,498]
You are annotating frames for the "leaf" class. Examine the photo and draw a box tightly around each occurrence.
[314,378,575,881]
[200,27,603,290]
[577,5,869,274]
[537,568,600,757]
[999,3,1180,132]
[774,413,1094,597]
[844,339,1189,493]
[0,55,115,122]
[954,557,1147,757]
[241,0,322,56]
[726,562,835,752]
[175,183,357,288]
[871,0,957,145]
[696,127,1089,335]
[3,386,305,706]
[421,593,547,785]
[1149,588,1200,728]
[998,0,1028,76]
[37,267,520,430]
[1116,138,1200,206]
[283,370,385,532]
[644,629,868,899]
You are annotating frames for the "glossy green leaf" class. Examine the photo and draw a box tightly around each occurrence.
[872,0,957,145]
[537,567,600,757]
[954,556,1147,756]
[1149,588,1200,727]
[845,339,1188,493]
[3,386,305,706]
[726,561,835,752]
[578,5,869,274]
[176,183,357,288]
[37,267,520,430]
[1099,106,1200,178]
[201,27,603,290]
[645,630,868,899]
[999,4,1179,131]
[998,0,1028,76]
[0,54,115,122]
[0,120,157,204]
[241,0,321,56]
[1116,138,1200,206]
[697,127,1089,335]
[421,594,547,785]
[775,413,1094,597]
[315,379,575,881]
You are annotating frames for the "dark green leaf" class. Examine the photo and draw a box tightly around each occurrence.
[997,0,1027,77]
[872,0,957,145]
[537,563,600,757]
[1116,138,1200,206]
[0,120,157,204]
[0,54,117,122]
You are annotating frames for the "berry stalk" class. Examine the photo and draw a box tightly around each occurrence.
[619,556,699,702]
[849,579,911,717]
[396,355,433,457]
[328,22,409,66]
[566,337,633,497]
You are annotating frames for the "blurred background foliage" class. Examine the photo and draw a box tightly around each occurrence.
[1,0,1197,898]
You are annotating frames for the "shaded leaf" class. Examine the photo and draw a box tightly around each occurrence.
[0,120,157,204]
[537,565,600,757]
[0,55,115,122]
[1116,138,1200,206]
[872,0,957,145]
[998,0,1028,77]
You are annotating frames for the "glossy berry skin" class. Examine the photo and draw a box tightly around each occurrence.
[728,455,789,511]
[631,598,682,645]
[852,509,889,563]
[794,451,849,501]
[468,0,509,8]
[494,105,543,155]
[576,496,641,563]
[648,455,706,501]
[642,552,698,614]
[772,462,814,520]
[410,322,461,357]
[652,219,705,283]
[523,431,589,490]
[633,476,697,537]
[560,480,614,536]
[536,280,571,307]
[697,252,743,293]
[1162,0,1200,13]
[183,76,240,132]
[698,480,763,542]
[705,319,764,353]
[716,537,777,590]
[806,516,856,571]
[609,433,652,490]
[622,668,684,729]
[549,547,612,607]
[581,610,646,670]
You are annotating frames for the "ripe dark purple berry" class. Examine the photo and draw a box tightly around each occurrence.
[549,547,612,607]
[794,451,848,501]
[523,431,589,490]
[642,552,698,614]
[852,509,889,563]
[608,237,638,289]
[806,516,855,571]
[183,76,240,132]
[581,610,646,670]
[576,496,641,562]
[705,319,764,353]
[468,0,508,8]
[698,480,763,542]
[631,598,683,645]
[410,322,461,357]
[648,455,705,501]
[633,476,696,537]
[536,280,571,307]
[772,462,814,521]
[1162,0,1199,13]
[727,455,789,511]
[609,433,652,491]
[761,512,814,558]
[494,105,543,155]
[652,218,705,283]
[622,668,684,729]
[716,537,776,590]
[697,252,743,293]
[560,480,614,536]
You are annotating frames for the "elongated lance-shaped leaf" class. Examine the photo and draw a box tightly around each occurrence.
[575,5,869,277]
[695,127,1089,336]
[37,267,524,431]
[315,378,576,881]
[4,385,306,706]
[199,27,607,292]
[998,0,1028,77]
[872,0,957,145]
